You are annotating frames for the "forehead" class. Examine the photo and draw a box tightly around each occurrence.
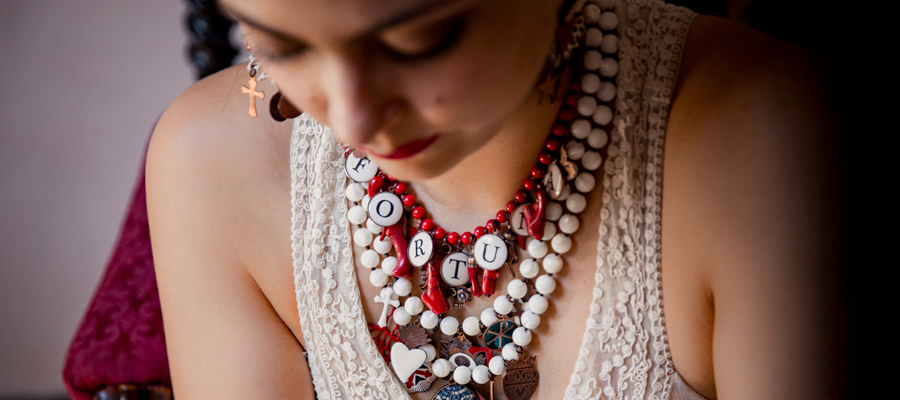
[222,0,443,39]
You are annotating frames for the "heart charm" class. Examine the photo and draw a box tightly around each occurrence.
[390,342,427,383]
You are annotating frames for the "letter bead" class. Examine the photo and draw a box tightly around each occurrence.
[474,234,507,271]
[367,192,404,227]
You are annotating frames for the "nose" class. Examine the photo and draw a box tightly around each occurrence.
[322,55,398,147]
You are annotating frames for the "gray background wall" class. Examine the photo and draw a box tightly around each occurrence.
[0,0,195,396]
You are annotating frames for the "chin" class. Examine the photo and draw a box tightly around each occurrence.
[373,150,464,182]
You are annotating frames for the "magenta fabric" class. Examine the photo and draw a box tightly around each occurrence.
[63,134,170,399]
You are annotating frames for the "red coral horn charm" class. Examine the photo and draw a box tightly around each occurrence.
[383,223,413,278]
[481,269,499,297]
[523,190,547,240]
[467,254,482,297]
[421,257,449,315]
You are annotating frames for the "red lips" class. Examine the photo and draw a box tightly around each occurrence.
[362,134,439,160]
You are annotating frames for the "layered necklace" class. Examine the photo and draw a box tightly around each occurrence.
[343,2,619,399]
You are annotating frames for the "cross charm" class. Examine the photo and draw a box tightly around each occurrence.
[240,77,265,117]
[374,287,400,327]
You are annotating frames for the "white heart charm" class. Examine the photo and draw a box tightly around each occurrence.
[390,342,427,383]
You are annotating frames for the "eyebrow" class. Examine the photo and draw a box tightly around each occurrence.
[222,0,454,43]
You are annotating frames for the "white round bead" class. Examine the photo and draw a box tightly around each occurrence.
[584,50,602,70]
[348,206,367,225]
[381,256,398,275]
[571,119,592,139]
[462,316,482,336]
[432,358,451,378]
[361,194,370,209]
[541,221,556,241]
[535,274,557,295]
[592,105,613,125]
[577,96,598,117]
[527,239,549,259]
[519,258,540,279]
[365,219,381,235]
[575,172,596,193]
[583,3,601,22]
[502,343,519,361]
[558,214,580,234]
[508,279,528,299]
[345,182,365,202]
[353,228,373,247]
[582,151,603,171]
[420,311,439,329]
[393,308,411,325]
[598,81,616,102]
[373,235,392,254]
[420,344,437,362]
[440,316,460,335]
[481,308,499,326]
[557,183,571,202]
[581,73,601,94]
[521,310,542,329]
[405,297,424,315]
[527,296,549,315]
[513,327,533,346]
[472,365,491,384]
[361,249,380,269]
[545,201,563,221]
[599,57,619,78]
[599,11,619,30]
[542,253,564,274]
[585,27,603,47]
[493,296,514,315]
[566,193,587,213]
[453,366,472,385]
[489,356,506,375]
[588,128,609,149]
[369,269,389,287]
[393,277,412,297]
[566,140,585,161]
[551,233,573,254]
[600,34,619,54]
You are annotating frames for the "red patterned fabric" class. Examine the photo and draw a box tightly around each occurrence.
[63,134,170,399]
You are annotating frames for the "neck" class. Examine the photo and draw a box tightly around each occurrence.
[409,89,563,234]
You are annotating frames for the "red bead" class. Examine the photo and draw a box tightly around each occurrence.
[434,227,447,240]
[560,109,575,121]
[552,125,567,137]
[402,194,416,207]
[461,232,473,245]
[412,206,426,219]
[369,176,383,191]
[506,201,517,213]
[486,219,500,232]
[545,139,561,151]
[571,83,581,91]
[384,173,396,181]
[447,231,460,245]
[393,182,408,195]
[538,152,552,165]
[421,218,434,231]
[496,211,508,223]
[523,178,536,191]
[531,167,544,179]
[515,189,528,203]
[566,94,578,106]
[473,226,486,238]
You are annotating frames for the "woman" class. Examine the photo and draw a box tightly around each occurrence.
[146,0,846,398]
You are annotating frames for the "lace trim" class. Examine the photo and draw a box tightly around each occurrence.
[563,1,695,399]
[290,115,410,399]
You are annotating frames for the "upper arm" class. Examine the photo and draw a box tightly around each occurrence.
[665,16,847,399]
[146,66,314,399]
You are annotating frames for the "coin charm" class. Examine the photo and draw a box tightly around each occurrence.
[345,153,378,182]
[482,319,517,350]
[408,231,434,267]
[368,192,404,227]
[441,252,471,287]
[473,234,507,271]
[432,384,478,400]
[503,356,539,400]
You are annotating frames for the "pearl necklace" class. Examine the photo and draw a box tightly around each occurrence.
[343,2,619,398]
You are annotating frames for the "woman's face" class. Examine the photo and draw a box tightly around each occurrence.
[224,0,561,180]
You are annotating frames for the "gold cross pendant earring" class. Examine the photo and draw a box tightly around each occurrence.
[241,68,265,118]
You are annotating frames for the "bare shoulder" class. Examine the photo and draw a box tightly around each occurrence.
[662,15,846,400]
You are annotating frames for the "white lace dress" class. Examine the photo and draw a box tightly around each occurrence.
[287,0,705,398]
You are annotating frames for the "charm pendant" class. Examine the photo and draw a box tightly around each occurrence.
[503,356,539,400]
[389,342,427,384]
[432,384,478,400]
[482,319,517,350]
[407,367,436,393]
[240,76,265,117]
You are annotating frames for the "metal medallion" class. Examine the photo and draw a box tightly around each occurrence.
[432,384,478,400]
[482,319,517,350]
[502,356,539,400]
